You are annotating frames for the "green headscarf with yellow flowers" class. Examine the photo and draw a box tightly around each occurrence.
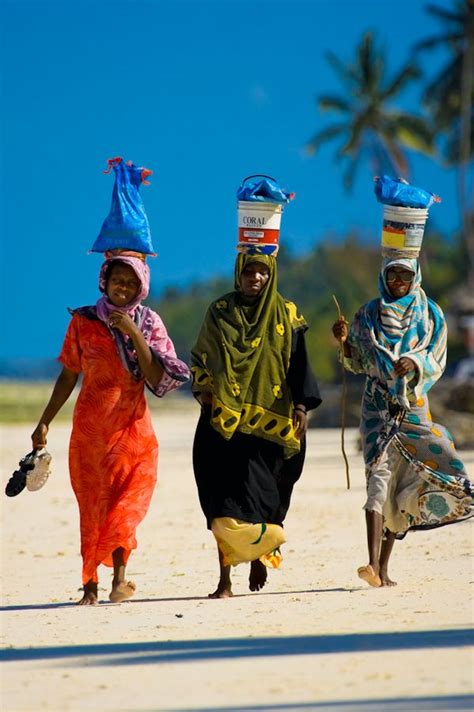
[191,253,307,456]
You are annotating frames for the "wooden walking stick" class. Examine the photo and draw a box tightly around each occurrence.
[332,294,351,490]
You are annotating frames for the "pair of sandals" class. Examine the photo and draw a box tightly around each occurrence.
[5,450,52,497]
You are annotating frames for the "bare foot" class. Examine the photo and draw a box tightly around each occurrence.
[380,571,397,586]
[208,583,233,599]
[109,580,136,603]
[249,559,267,592]
[77,581,98,606]
[357,564,382,588]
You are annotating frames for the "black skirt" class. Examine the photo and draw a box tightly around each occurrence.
[192,328,321,530]
[193,407,306,529]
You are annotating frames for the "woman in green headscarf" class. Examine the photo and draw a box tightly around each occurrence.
[191,253,321,598]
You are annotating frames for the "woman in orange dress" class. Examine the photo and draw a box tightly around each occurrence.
[31,254,190,605]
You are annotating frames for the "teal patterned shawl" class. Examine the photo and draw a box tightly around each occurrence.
[348,258,447,409]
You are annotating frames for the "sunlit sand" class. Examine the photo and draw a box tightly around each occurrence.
[1,402,473,711]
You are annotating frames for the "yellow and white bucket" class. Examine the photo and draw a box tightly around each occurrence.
[381,205,428,258]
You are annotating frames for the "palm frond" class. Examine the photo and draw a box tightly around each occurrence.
[306,124,346,155]
[424,2,466,25]
[325,50,359,88]
[423,55,461,94]
[358,32,384,93]
[382,64,421,99]
[415,31,464,51]
[317,95,351,113]
[338,116,365,156]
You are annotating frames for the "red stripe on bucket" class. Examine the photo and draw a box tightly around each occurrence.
[238,228,280,245]
[382,224,405,235]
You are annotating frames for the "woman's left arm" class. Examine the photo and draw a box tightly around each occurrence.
[108,311,164,386]
[287,330,322,438]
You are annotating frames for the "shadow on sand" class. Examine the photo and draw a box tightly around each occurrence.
[157,695,473,712]
[0,587,354,612]
[1,628,471,665]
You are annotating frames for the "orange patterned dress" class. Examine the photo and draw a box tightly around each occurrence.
[59,313,159,584]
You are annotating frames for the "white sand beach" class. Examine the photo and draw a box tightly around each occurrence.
[1,400,473,712]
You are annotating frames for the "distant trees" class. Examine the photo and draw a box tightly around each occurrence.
[153,231,468,383]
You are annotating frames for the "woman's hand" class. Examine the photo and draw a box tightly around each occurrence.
[31,422,49,450]
[332,317,349,343]
[293,406,308,440]
[109,314,164,386]
[29,367,78,452]
[394,357,416,377]
[108,311,138,337]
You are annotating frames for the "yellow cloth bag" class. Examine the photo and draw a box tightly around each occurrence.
[211,517,285,568]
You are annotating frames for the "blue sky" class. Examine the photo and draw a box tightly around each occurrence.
[0,0,464,359]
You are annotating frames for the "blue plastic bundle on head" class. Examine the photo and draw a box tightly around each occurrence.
[91,157,155,255]
[374,175,440,209]
[237,175,295,204]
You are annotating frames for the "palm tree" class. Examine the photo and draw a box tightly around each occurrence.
[307,32,434,189]
[415,0,474,280]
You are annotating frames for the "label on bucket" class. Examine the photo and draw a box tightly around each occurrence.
[238,212,282,230]
[404,226,424,247]
[382,220,424,250]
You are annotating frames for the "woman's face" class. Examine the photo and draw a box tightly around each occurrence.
[385,265,414,298]
[239,261,270,297]
[106,263,140,307]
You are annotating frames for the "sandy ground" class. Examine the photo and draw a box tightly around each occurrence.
[1,399,473,712]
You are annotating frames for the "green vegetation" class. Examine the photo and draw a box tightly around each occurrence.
[152,231,469,384]
[0,382,77,424]
[0,381,194,424]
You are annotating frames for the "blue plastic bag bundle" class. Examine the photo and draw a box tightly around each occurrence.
[237,175,295,204]
[374,175,441,209]
[91,157,155,255]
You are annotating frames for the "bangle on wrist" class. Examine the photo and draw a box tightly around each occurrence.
[295,406,307,414]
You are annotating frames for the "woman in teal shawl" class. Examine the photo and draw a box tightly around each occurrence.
[333,257,473,588]
[192,253,321,598]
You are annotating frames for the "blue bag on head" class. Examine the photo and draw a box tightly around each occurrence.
[374,175,441,209]
[91,157,156,255]
[237,175,295,204]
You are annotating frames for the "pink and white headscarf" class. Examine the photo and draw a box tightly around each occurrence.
[96,254,150,323]
[91,254,190,396]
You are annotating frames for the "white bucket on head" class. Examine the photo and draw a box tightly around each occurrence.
[381,205,428,258]
[237,201,282,252]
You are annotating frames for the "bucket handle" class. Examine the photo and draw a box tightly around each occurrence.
[241,174,277,186]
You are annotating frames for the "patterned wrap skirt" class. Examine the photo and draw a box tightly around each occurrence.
[360,377,473,535]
